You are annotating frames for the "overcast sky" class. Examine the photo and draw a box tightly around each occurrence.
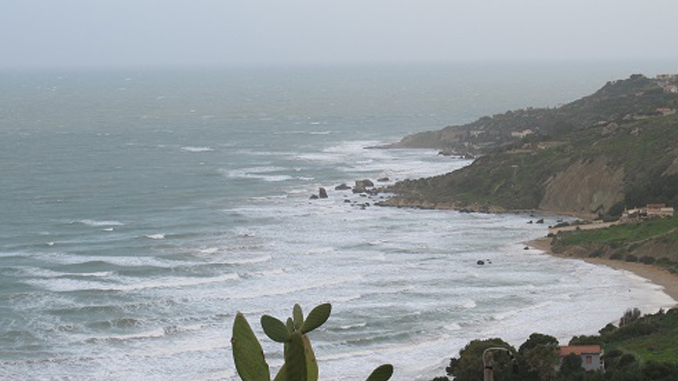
[1,0,677,69]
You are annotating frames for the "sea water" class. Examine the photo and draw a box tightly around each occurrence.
[0,64,675,381]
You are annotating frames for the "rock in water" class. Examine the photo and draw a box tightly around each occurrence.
[310,194,319,200]
[536,218,544,224]
[335,183,351,191]
[319,187,328,198]
[477,260,485,266]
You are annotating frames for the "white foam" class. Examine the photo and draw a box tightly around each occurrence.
[29,273,240,292]
[74,219,125,227]
[180,146,214,152]
[336,322,367,330]
[145,234,166,240]
[303,247,334,255]
[220,255,272,265]
[225,166,295,182]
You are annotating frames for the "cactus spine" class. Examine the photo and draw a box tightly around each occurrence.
[231,303,393,381]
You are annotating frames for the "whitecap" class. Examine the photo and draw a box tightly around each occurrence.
[303,247,335,255]
[29,273,240,292]
[225,166,295,182]
[220,255,272,265]
[444,323,462,331]
[336,322,367,330]
[459,299,477,309]
[91,328,166,342]
[145,234,165,240]
[181,146,214,153]
[74,219,124,227]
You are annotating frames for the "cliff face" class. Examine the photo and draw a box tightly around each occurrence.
[383,75,678,218]
[539,157,625,217]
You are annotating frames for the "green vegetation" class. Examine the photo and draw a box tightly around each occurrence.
[385,75,678,216]
[230,303,393,381]
[555,218,678,247]
[433,308,678,381]
[552,217,678,274]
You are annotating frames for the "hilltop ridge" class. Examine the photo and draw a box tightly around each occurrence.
[381,74,678,218]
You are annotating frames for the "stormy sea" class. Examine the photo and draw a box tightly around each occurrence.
[1,63,674,380]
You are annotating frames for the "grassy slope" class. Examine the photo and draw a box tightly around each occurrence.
[394,75,678,155]
[554,217,678,247]
[389,113,678,213]
[387,76,678,214]
[603,309,678,364]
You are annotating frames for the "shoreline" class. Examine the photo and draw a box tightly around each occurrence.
[528,237,678,306]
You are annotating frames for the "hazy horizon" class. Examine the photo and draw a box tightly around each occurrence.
[2,0,678,70]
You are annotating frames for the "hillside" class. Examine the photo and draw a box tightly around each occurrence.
[381,75,678,218]
[434,308,678,381]
[383,74,678,157]
[552,216,678,274]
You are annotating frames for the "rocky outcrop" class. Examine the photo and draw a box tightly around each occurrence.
[352,179,375,194]
[318,187,328,199]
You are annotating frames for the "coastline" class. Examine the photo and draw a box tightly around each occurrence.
[528,237,678,306]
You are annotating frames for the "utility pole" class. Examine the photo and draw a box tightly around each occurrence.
[482,347,513,381]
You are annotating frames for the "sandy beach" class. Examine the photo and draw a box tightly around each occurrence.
[528,237,678,306]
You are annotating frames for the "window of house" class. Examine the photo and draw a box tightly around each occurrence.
[585,356,592,364]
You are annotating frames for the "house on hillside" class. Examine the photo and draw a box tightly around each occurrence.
[510,129,533,138]
[656,108,677,116]
[664,85,678,94]
[647,204,675,217]
[557,346,604,372]
[621,204,674,222]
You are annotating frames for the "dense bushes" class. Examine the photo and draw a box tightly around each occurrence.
[434,308,678,381]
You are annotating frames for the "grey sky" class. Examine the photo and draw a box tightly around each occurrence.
[1,0,677,69]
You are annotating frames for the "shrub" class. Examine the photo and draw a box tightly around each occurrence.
[625,254,638,262]
[610,253,623,260]
[640,256,656,265]
[603,349,623,359]
[657,257,675,266]
[618,353,637,368]
[599,323,617,336]
[620,308,642,327]
[569,335,601,346]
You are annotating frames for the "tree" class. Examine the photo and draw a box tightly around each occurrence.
[446,338,517,381]
[558,353,584,381]
[519,333,559,355]
[620,308,641,327]
[524,344,558,381]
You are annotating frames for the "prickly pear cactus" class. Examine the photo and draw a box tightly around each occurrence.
[230,303,393,381]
